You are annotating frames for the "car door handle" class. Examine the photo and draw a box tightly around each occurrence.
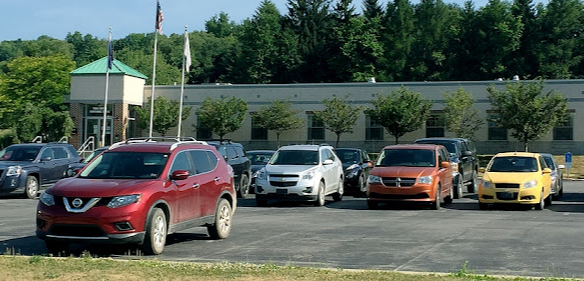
[214,177,221,182]
[192,183,199,189]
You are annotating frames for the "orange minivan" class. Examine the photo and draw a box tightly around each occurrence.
[366,144,454,209]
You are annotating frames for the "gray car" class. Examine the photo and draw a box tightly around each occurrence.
[247,150,276,193]
[541,153,564,199]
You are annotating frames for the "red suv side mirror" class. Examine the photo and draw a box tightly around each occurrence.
[171,170,190,180]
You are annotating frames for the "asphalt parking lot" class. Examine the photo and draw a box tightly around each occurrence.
[2,181,584,278]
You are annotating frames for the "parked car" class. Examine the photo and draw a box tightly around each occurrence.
[0,143,81,199]
[478,152,552,210]
[254,144,344,206]
[540,153,564,199]
[247,150,276,193]
[70,146,109,171]
[36,137,237,255]
[366,144,454,210]
[334,148,372,197]
[207,140,252,198]
[414,138,479,195]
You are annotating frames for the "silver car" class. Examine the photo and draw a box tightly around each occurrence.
[541,153,564,199]
[254,144,344,206]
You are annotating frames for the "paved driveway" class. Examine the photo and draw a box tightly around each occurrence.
[1,181,584,278]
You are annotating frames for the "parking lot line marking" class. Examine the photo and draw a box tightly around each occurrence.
[393,232,462,272]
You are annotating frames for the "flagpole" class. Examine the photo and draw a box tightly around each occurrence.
[149,30,158,138]
[177,26,188,138]
[102,27,112,147]
[149,0,163,138]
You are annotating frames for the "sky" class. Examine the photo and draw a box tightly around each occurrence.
[4,0,504,42]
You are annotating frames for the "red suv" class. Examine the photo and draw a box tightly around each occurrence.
[36,138,236,255]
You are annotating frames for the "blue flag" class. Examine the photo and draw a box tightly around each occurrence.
[107,37,114,70]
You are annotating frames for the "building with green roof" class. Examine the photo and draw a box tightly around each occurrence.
[69,57,147,147]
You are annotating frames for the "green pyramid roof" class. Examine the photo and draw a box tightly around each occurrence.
[70,57,148,79]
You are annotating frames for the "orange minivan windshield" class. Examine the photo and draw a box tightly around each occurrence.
[376,149,436,167]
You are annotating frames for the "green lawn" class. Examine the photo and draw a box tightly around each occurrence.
[0,255,579,281]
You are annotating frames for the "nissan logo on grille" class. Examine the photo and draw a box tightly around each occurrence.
[72,198,83,208]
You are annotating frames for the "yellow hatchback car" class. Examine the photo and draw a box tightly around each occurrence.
[478,152,552,210]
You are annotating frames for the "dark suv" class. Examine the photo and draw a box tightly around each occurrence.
[0,143,81,199]
[36,137,237,255]
[207,140,251,198]
[414,138,479,195]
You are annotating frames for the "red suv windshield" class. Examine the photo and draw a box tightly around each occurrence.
[80,152,169,179]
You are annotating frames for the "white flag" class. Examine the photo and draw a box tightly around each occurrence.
[184,31,192,72]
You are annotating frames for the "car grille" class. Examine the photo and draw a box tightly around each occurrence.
[270,181,297,187]
[382,177,416,187]
[269,174,299,178]
[496,192,518,200]
[495,183,520,189]
[53,196,108,207]
[48,224,106,237]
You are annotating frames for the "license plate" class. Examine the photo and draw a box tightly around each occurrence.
[276,189,288,195]
[499,192,513,199]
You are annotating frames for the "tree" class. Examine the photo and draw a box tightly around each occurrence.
[487,79,568,151]
[313,95,362,147]
[196,96,247,139]
[13,103,43,142]
[66,32,105,67]
[331,15,383,82]
[41,110,74,142]
[380,0,415,81]
[406,0,458,81]
[473,0,523,79]
[538,0,584,79]
[1,55,74,111]
[363,0,385,19]
[443,87,484,140]
[285,0,336,82]
[0,55,75,142]
[205,12,238,38]
[135,96,192,137]
[365,87,432,144]
[509,0,541,78]
[237,0,284,83]
[252,100,303,147]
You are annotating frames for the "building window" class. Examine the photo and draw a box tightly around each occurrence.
[488,113,507,140]
[196,116,212,140]
[251,114,267,140]
[426,112,445,138]
[307,113,324,140]
[366,115,384,140]
[553,111,574,140]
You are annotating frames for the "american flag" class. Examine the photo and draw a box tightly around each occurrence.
[155,1,164,35]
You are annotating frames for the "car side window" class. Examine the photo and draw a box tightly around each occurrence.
[53,147,69,159]
[438,148,448,164]
[323,149,335,161]
[460,142,468,153]
[234,146,246,158]
[226,146,237,160]
[538,156,548,170]
[189,150,213,174]
[205,151,219,170]
[41,148,54,160]
[170,151,194,175]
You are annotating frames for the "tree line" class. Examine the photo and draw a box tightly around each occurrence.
[2,0,584,85]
